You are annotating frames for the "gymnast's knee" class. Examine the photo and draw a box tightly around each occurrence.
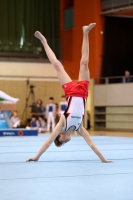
[80,58,88,67]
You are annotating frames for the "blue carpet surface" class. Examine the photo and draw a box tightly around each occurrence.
[0,134,133,200]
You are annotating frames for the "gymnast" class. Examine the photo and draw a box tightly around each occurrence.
[27,23,112,163]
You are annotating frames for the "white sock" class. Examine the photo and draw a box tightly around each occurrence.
[0,90,19,103]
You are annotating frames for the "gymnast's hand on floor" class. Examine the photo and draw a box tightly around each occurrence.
[26,156,39,162]
[101,159,113,163]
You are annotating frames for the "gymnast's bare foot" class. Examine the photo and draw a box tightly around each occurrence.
[34,31,46,43]
[83,23,96,33]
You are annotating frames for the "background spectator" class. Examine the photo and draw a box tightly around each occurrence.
[38,116,47,133]
[10,111,21,128]
[59,95,68,115]
[46,97,56,132]
[31,99,45,117]
[26,115,39,130]
[55,103,60,124]
[122,70,133,83]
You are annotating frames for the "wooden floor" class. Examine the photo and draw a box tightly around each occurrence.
[89,130,133,138]
[72,130,133,138]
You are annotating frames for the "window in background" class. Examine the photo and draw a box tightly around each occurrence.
[64,8,74,30]
[20,24,25,48]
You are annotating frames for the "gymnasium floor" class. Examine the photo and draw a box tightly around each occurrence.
[0,134,133,200]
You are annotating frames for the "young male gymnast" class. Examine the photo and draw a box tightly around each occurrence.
[27,23,112,163]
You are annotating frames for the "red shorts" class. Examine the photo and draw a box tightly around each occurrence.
[62,80,89,98]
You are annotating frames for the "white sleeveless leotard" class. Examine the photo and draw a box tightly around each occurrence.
[64,96,86,131]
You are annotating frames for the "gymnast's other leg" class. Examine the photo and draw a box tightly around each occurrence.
[34,31,72,85]
[78,23,96,81]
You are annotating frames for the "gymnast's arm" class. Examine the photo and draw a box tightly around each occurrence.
[26,116,64,162]
[77,124,113,163]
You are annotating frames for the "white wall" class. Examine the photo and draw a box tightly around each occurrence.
[0,62,57,78]
[94,83,133,106]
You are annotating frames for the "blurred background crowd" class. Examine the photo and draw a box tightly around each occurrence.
[9,95,68,133]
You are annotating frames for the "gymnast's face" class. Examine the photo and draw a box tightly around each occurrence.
[59,133,71,144]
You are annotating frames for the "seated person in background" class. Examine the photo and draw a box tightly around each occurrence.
[59,95,68,115]
[55,103,60,124]
[31,99,45,117]
[122,70,133,83]
[10,111,21,128]
[46,97,56,132]
[38,115,47,133]
[26,115,39,130]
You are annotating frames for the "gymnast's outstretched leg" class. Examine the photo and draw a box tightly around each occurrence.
[0,90,19,103]
[78,23,96,81]
[34,31,72,85]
